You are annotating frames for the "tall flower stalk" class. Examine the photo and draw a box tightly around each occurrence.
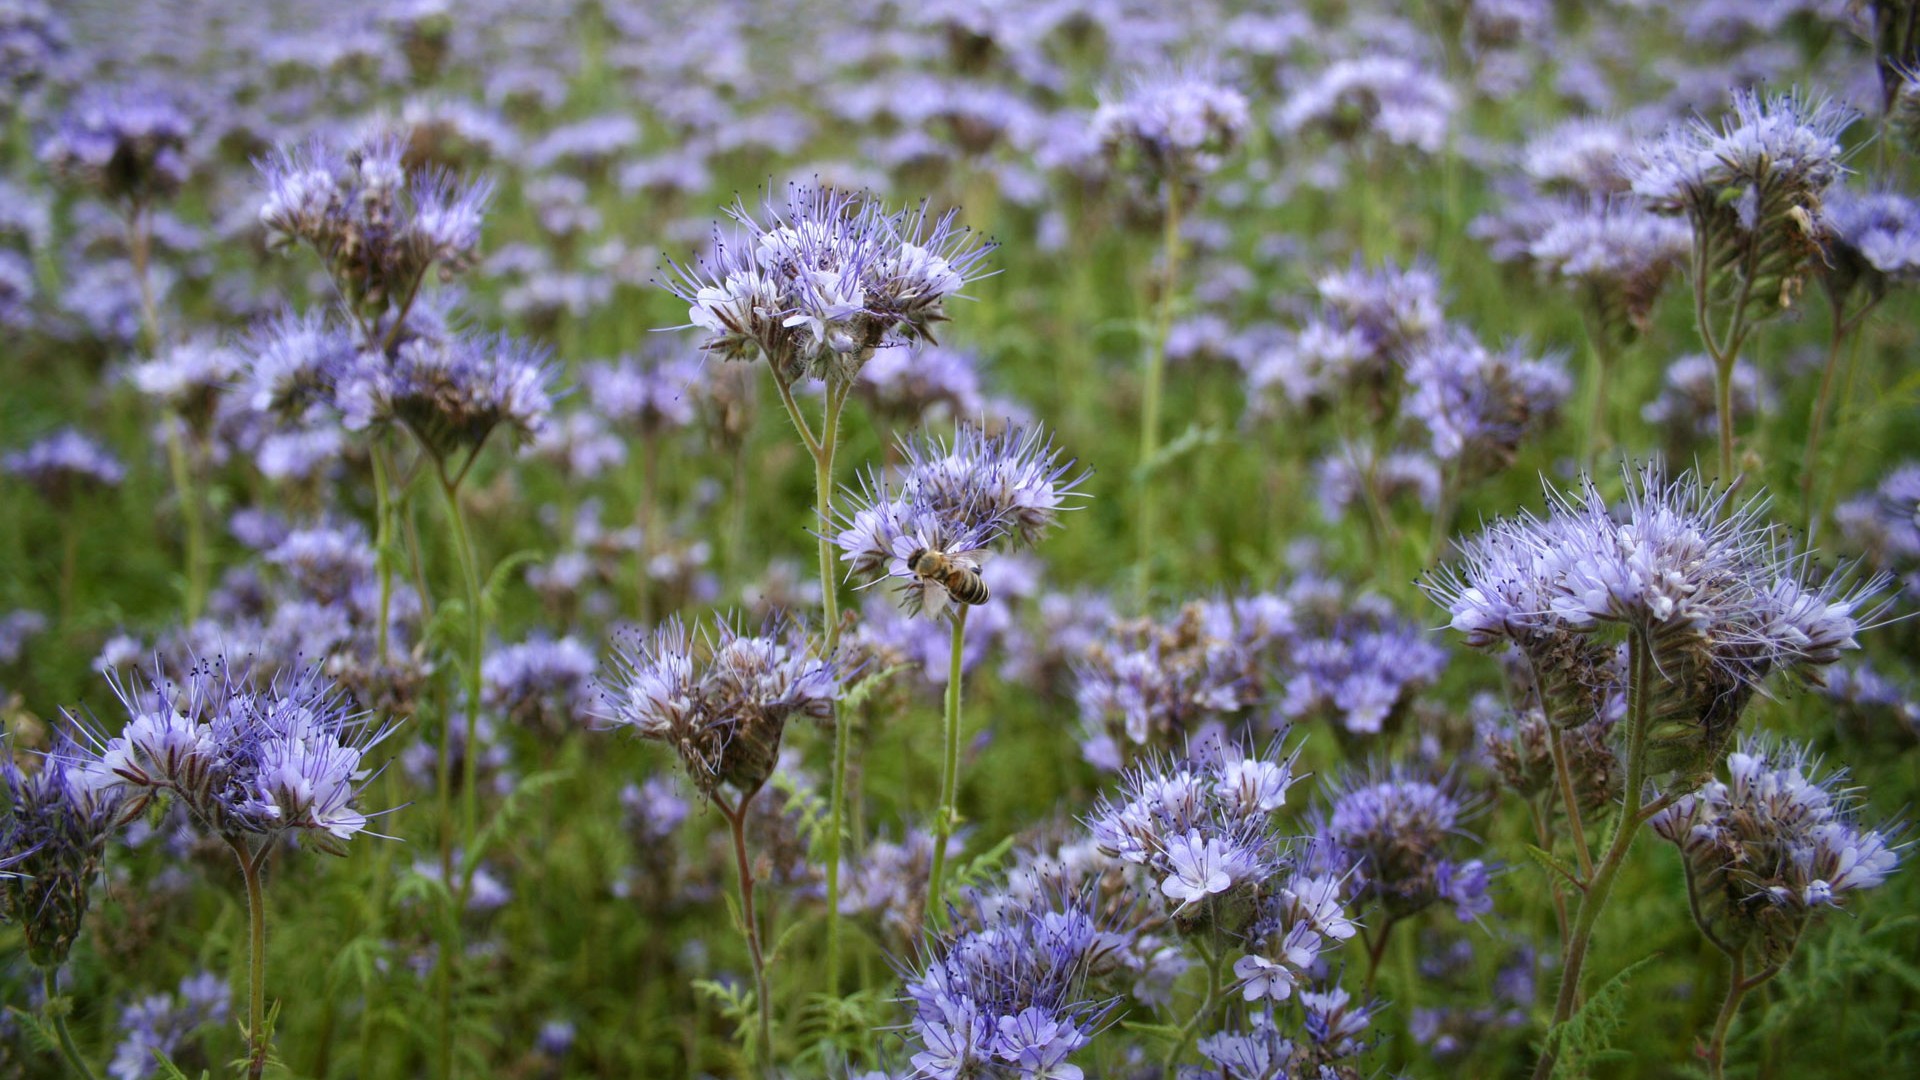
[598,616,837,1071]
[832,424,1085,921]
[1423,464,1884,1080]
[1090,69,1248,606]
[70,659,396,1080]
[1652,738,1903,1079]
[663,183,993,978]
[1629,89,1854,479]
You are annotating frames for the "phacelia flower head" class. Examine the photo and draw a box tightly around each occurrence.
[1426,464,1887,771]
[1652,735,1905,964]
[1092,67,1251,188]
[1629,88,1854,314]
[40,88,193,204]
[1401,330,1569,478]
[4,427,126,503]
[834,423,1085,618]
[596,614,836,799]
[74,657,398,855]
[483,634,595,734]
[1278,56,1456,156]
[335,326,556,461]
[900,889,1116,1080]
[1823,186,1920,300]
[1,734,126,968]
[1312,764,1492,922]
[1521,197,1691,345]
[663,183,995,385]
[1086,739,1308,937]
[258,132,493,324]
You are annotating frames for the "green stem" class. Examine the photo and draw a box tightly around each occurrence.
[225,838,270,1080]
[1162,939,1224,1078]
[1133,185,1183,611]
[41,968,99,1080]
[1802,299,1871,523]
[926,607,970,927]
[635,433,659,624]
[724,789,775,1074]
[58,528,78,628]
[163,418,207,621]
[126,203,161,355]
[1581,316,1615,468]
[434,469,486,875]
[372,446,394,663]
[1706,952,1749,1080]
[810,379,851,982]
[1549,727,1594,880]
[1532,627,1657,1080]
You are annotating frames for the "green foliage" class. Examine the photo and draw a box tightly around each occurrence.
[1542,955,1659,1079]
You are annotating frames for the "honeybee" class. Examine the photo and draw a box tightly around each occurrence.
[905,545,991,611]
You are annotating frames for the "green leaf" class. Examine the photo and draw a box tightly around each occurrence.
[1542,954,1659,1079]
[1133,422,1225,483]
[1525,844,1586,890]
[839,663,904,713]
[464,767,572,867]
[481,548,542,619]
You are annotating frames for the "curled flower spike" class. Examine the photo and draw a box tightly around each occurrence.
[833,423,1086,618]
[1653,734,1905,965]
[1,734,127,968]
[661,183,996,385]
[1312,763,1493,923]
[71,656,399,855]
[595,614,836,799]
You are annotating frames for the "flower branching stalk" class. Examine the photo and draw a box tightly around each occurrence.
[1629,88,1854,480]
[1424,464,1885,1080]
[1654,737,1903,1080]
[597,617,836,1072]
[40,967,99,1080]
[925,606,969,925]
[716,780,776,1072]
[662,184,994,985]
[1134,185,1183,609]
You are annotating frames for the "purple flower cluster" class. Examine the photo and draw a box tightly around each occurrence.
[663,184,995,384]
[1653,736,1904,960]
[1427,465,1883,769]
[258,133,492,322]
[1280,600,1448,739]
[1401,330,1569,476]
[834,424,1083,618]
[1,734,126,967]
[76,658,397,854]
[900,891,1115,1080]
[108,971,230,1080]
[4,427,126,502]
[40,88,193,204]
[597,615,836,798]
[1092,68,1250,186]
[482,634,595,733]
[1312,766,1493,923]
[1278,57,1456,156]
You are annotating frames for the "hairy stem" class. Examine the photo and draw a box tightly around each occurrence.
[434,469,486,879]
[162,419,208,621]
[724,789,775,1073]
[372,446,395,663]
[1549,727,1595,880]
[126,203,161,355]
[225,838,270,1080]
[42,968,99,1080]
[1162,939,1224,1078]
[1706,951,1749,1080]
[815,378,850,981]
[1133,185,1184,611]
[926,607,970,927]
[1801,298,1871,523]
[1533,627,1656,1080]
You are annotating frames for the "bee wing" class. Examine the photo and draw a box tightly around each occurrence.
[920,580,950,617]
[951,548,991,572]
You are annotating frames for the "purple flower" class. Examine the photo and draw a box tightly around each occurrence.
[4,427,126,500]
[834,424,1084,618]
[73,658,398,854]
[40,88,193,203]
[1092,67,1250,184]
[596,615,836,798]
[2,734,127,967]
[662,183,995,383]
[108,971,230,1080]
[1315,765,1491,921]
[1279,56,1456,154]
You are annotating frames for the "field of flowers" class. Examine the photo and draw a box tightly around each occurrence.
[4,1,1920,1078]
